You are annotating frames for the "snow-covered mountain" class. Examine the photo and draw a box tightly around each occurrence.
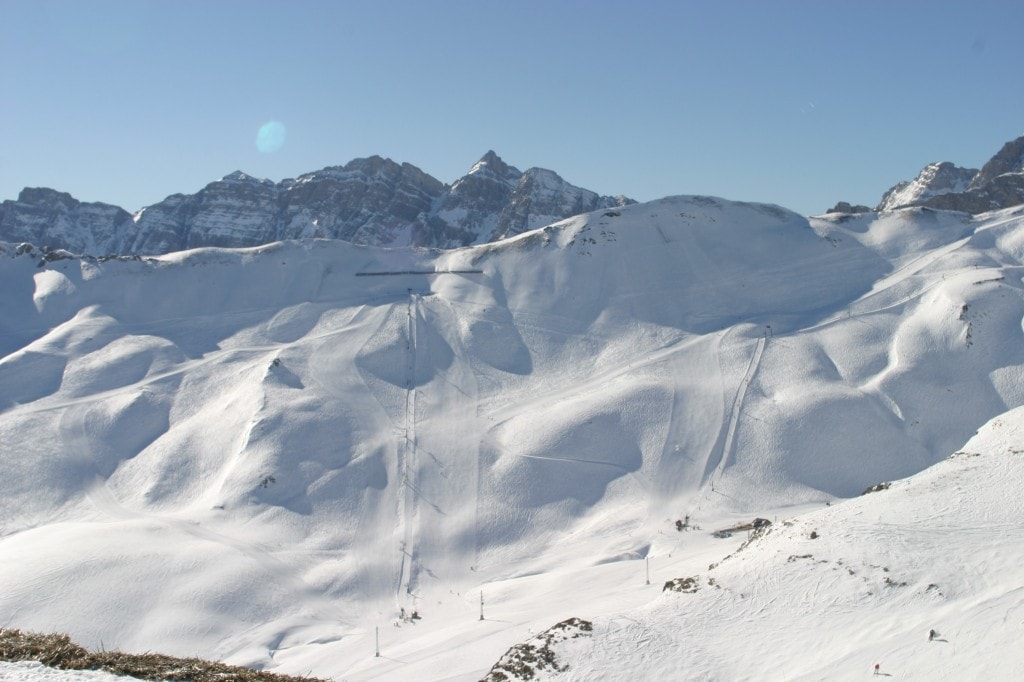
[2,191,1024,680]
[876,134,1024,213]
[431,152,627,244]
[875,161,977,212]
[0,153,631,254]
[970,134,1024,189]
[0,188,136,255]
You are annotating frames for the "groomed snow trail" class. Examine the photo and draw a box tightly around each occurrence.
[396,290,420,603]
[701,330,767,489]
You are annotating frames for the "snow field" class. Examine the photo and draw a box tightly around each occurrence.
[1,198,1023,679]
[549,407,1024,681]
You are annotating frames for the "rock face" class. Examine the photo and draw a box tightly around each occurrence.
[875,162,977,212]
[0,188,136,254]
[130,160,447,253]
[497,167,627,241]
[826,201,871,214]
[877,135,1024,214]
[911,173,1024,215]
[129,172,281,253]
[1,153,632,255]
[429,152,630,245]
[428,151,523,246]
[279,158,445,247]
[969,136,1024,189]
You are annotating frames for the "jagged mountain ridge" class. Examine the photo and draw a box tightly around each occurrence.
[876,134,1024,213]
[0,152,632,255]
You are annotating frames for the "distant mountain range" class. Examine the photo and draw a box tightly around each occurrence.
[4,135,1024,257]
[0,152,632,255]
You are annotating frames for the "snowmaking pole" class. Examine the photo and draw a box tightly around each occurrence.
[479,590,485,621]
[375,626,380,658]
[646,557,650,585]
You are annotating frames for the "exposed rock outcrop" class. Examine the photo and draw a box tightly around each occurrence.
[826,201,871,214]
[877,135,1024,214]
[0,189,135,255]
[427,152,629,246]
[912,172,1024,214]
[969,136,1024,190]
[876,162,977,212]
[495,167,631,241]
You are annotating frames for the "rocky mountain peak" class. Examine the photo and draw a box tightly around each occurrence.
[467,150,519,181]
[876,161,977,212]
[17,187,77,206]
[219,170,273,185]
[876,135,1024,215]
[490,166,621,242]
[456,150,520,188]
[0,186,135,254]
[969,135,1024,190]
[432,153,633,246]
[825,201,871,214]
[338,155,398,176]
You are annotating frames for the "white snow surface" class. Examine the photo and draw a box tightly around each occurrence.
[0,662,140,682]
[2,197,1024,680]
[538,406,1024,680]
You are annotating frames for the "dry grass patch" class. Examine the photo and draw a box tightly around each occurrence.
[0,628,327,681]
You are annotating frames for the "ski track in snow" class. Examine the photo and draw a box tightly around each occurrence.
[397,290,419,602]
[705,331,766,489]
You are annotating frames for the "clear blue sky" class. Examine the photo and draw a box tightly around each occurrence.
[2,0,1022,216]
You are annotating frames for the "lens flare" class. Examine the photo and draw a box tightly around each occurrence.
[256,121,286,153]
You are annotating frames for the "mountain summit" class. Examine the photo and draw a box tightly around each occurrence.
[0,188,136,254]
[0,153,632,255]
[876,134,1024,213]
[875,161,978,212]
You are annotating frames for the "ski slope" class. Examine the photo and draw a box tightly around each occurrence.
[1,197,1023,680]
[506,405,1024,681]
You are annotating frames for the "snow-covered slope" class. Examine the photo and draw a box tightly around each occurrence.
[492,405,1024,680]
[1,196,1023,680]
[0,662,141,682]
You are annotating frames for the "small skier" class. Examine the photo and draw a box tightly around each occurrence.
[928,628,937,642]
[873,663,880,676]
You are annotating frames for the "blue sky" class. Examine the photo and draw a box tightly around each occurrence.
[2,0,1022,216]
